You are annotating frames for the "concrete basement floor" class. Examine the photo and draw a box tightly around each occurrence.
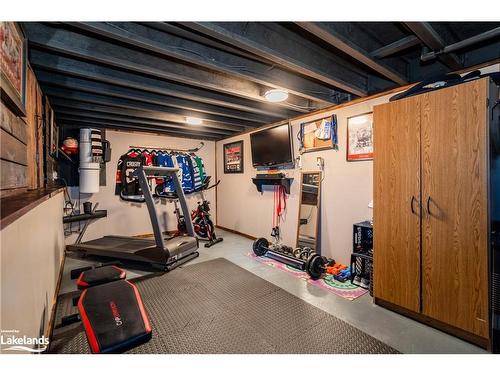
[60,229,486,354]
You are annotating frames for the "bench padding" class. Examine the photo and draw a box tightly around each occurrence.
[78,280,152,353]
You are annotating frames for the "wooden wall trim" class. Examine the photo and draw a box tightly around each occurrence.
[46,251,66,346]
[216,225,257,241]
[220,85,412,141]
[0,187,28,198]
[219,60,499,142]
[0,187,64,230]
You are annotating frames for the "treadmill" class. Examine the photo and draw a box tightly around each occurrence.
[67,165,199,271]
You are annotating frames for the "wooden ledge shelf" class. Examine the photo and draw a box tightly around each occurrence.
[0,187,64,230]
[252,176,293,194]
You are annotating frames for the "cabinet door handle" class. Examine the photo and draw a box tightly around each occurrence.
[410,196,417,215]
[426,196,431,215]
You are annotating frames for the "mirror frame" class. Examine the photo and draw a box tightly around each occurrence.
[296,171,322,251]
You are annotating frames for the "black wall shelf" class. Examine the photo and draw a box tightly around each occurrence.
[252,176,293,194]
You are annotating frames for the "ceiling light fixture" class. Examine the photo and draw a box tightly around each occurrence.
[264,89,289,103]
[186,116,203,125]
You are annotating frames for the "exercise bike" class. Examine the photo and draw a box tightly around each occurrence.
[173,180,223,248]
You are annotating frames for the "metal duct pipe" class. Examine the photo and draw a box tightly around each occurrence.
[421,27,500,62]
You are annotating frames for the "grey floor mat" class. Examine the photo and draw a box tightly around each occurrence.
[49,258,398,354]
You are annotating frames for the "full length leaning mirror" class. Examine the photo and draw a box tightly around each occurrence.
[296,172,321,252]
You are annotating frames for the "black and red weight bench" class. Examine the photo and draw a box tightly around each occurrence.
[75,265,126,289]
[62,265,152,353]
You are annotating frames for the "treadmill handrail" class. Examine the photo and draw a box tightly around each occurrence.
[132,165,196,253]
[139,166,179,177]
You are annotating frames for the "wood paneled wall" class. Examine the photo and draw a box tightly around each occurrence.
[25,67,44,189]
[1,100,28,195]
[1,66,47,196]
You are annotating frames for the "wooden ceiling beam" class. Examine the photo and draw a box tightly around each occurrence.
[23,22,313,113]
[36,71,274,124]
[371,35,421,59]
[42,86,258,130]
[181,22,372,96]
[295,22,408,85]
[65,22,339,106]
[58,117,222,141]
[405,22,463,70]
[29,50,301,119]
[50,100,237,135]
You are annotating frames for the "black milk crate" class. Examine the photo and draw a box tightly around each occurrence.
[350,251,373,291]
[353,221,373,254]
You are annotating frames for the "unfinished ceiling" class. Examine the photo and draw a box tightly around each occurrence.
[23,22,500,140]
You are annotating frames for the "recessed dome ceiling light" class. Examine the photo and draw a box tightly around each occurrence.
[186,116,203,125]
[264,89,289,103]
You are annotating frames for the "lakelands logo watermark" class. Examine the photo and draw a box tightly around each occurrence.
[1,329,49,353]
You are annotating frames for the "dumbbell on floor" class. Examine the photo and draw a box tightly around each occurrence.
[304,254,330,279]
[253,238,333,279]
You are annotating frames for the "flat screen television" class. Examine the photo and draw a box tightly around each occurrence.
[250,123,293,168]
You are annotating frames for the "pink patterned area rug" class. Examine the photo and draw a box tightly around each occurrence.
[247,252,368,301]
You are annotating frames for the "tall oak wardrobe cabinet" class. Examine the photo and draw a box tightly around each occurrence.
[373,77,500,351]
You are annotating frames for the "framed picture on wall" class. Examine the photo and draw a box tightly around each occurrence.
[223,140,244,173]
[49,108,59,158]
[298,114,338,154]
[0,22,27,116]
[347,112,373,161]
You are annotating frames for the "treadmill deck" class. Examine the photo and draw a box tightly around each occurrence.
[66,235,199,270]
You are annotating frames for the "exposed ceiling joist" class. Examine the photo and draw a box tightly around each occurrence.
[405,22,463,70]
[29,50,301,118]
[143,22,264,62]
[295,22,408,85]
[370,35,421,59]
[460,40,500,68]
[42,86,258,130]
[23,23,312,112]
[21,21,499,141]
[420,26,500,62]
[65,22,339,106]
[181,22,371,96]
[54,107,232,137]
[58,117,222,141]
[51,99,236,136]
[36,71,275,124]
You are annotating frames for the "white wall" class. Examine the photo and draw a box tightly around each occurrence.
[216,93,397,264]
[216,64,499,264]
[0,192,65,352]
[66,130,216,244]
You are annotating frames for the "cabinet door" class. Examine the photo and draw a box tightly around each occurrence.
[421,78,489,338]
[373,96,422,313]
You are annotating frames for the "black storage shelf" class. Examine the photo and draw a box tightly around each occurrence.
[63,210,108,224]
[252,177,293,194]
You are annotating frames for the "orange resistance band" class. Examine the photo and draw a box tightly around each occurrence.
[273,185,287,228]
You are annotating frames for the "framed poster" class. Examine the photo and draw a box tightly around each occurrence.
[0,22,27,116]
[299,115,337,154]
[49,108,59,157]
[347,112,373,161]
[223,140,244,173]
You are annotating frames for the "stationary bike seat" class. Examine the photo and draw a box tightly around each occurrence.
[78,280,152,353]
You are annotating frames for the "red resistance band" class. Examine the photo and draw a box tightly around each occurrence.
[273,185,287,229]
